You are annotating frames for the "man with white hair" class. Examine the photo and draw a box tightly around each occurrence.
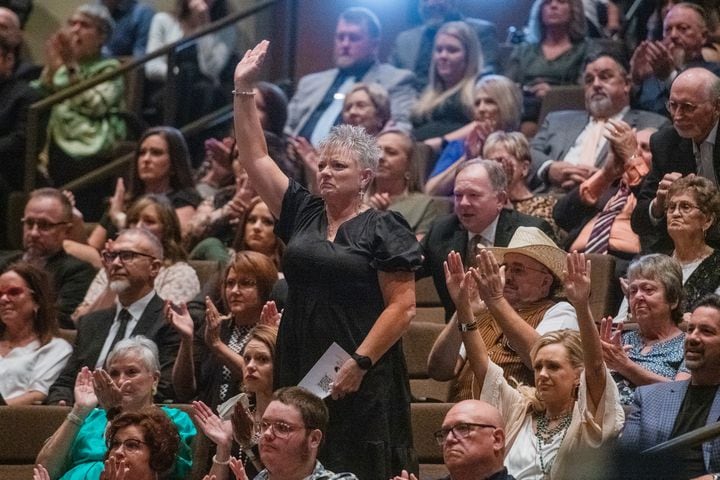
[46,228,180,405]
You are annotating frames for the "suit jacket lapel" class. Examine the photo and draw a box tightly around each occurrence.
[494,210,514,247]
[90,313,116,364]
[559,112,589,161]
[703,383,720,471]
[661,381,689,438]
[130,294,162,336]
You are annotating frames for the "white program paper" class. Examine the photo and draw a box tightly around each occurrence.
[298,342,351,398]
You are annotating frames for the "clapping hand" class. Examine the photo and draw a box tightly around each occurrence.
[204,296,228,349]
[367,192,391,211]
[444,251,484,314]
[100,456,129,480]
[74,367,98,413]
[92,369,124,411]
[164,300,194,341]
[259,300,281,327]
[599,316,630,371]
[471,250,505,304]
[391,470,419,480]
[230,457,249,480]
[33,464,51,480]
[193,400,233,448]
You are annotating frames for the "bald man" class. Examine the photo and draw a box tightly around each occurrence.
[0,6,38,80]
[394,400,514,480]
[631,67,720,253]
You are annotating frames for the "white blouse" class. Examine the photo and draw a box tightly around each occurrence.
[505,415,564,480]
[0,337,73,400]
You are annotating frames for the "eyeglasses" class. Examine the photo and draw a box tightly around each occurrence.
[665,100,702,115]
[433,423,497,445]
[0,286,30,298]
[101,250,156,264]
[259,420,307,439]
[226,278,258,290]
[501,262,550,276]
[666,201,701,216]
[21,218,69,231]
[108,438,148,453]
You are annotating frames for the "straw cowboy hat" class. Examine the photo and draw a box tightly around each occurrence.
[487,227,566,280]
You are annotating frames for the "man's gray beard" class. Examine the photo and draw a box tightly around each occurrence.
[588,96,614,119]
[109,279,130,294]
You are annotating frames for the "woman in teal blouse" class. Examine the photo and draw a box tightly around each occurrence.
[35,337,195,480]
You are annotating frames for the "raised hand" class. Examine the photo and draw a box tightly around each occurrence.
[651,172,684,218]
[229,457,250,480]
[443,251,467,308]
[165,300,194,341]
[599,316,629,371]
[193,400,233,448]
[92,369,123,411]
[234,40,270,91]
[471,249,505,304]
[74,366,98,412]
[563,251,591,307]
[259,300,281,327]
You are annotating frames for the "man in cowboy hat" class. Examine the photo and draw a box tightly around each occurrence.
[428,227,578,399]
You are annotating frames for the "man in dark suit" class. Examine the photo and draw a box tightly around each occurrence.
[285,7,416,143]
[46,227,180,404]
[419,159,553,319]
[631,67,720,253]
[389,0,498,88]
[0,188,96,329]
[530,51,669,191]
[620,294,720,476]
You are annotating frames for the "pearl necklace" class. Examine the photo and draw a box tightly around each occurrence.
[535,410,573,477]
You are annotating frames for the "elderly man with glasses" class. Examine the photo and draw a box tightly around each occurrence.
[631,67,720,254]
[394,400,514,480]
[0,188,96,329]
[46,227,180,405]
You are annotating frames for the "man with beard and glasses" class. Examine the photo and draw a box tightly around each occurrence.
[46,227,180,405]
[528,51,668,191]
[620,294,720,478]
[222,387,359,480]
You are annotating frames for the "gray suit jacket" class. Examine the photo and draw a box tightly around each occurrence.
[285,61,416,136]
[529,109,670,190]
[389,17,498,78]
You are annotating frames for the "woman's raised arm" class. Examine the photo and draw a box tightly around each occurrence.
[233,40,288,218]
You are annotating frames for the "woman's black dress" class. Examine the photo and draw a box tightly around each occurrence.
[275,180,422,480]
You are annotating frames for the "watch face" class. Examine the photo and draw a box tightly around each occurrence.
[353,354,372,370]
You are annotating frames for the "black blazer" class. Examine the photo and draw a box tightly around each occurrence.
[631,124,720,253]
[419,209,554,320]
[46,294,180,404]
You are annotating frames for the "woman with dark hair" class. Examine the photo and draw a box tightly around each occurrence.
[103,407,181,480]
[74,195,201,320]
[87,126,202,250]
[0,262,72,405]
[166,251,279,408]
[255,81,288,138]
[231,198,284,270]
[504,0,590,127]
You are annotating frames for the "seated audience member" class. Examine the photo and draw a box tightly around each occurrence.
[0,262,72,405]
[33,3,126,218]
[363,129,450,240]
[144,0,236,125]
[554,122,656,261]
[390,0,498,85]
[193,325,278,479]
[46,228,180,405]
[504,0,590,129]
[0,28,39,193]
[166,251,278,408]
[424,75,523,196]
[74,195,200,319]
[419,160,554,320]
[37,337,195,480]
[0,7,40,81]
[411,21,480,143]
[455,251,624,478]
[631,67,720,254]
[221,387,359,480]
[525,0,620,40]
[632,3,720,116]
[0,188,97,329]
[87,126,202,250]
[428,227,579,396]
[285,7,416,143]
[101,0,154,58]
[529,51,668,191]
[394,400,514,480]
[620,294,720,477]
[485,131,564,242]
[617,176,720,320]
[606,254,688,405]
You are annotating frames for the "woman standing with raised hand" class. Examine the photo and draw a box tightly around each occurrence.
[231,41,422,480]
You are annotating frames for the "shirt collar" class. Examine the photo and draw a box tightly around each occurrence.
[115,289,155,322]
[467,214,500,245]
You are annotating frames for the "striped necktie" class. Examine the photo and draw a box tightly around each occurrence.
[585,184,630,254]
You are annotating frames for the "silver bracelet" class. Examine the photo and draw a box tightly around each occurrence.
[66,412,84,426]
[232,89,255,96]
[212,454,230,465]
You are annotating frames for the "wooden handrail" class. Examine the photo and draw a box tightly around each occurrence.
[24,0,277,193]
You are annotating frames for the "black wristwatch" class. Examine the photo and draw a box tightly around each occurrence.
[351,353,372,370]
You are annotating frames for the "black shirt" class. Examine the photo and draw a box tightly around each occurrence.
[670,384,720,477]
